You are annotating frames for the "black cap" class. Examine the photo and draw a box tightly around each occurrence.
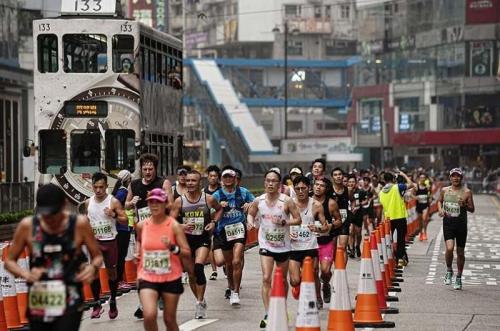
[35,184,66,216]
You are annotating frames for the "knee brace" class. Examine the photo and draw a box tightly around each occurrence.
[194,263,207,285]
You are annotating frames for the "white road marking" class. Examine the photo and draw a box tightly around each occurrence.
[180,319,218,331]
[426,227,443,284]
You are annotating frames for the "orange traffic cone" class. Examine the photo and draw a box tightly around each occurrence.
[0,286,6,331]
[327,246,354,331]
[266,266,288,331]
[296,256,320,331]
[99,265,110,297]
[353,238,395,328]
[377,228,401,293]
[15,248,29,324]
[375,229,399,301]
[370,233,399,314]
[384,221,403,279]
[381,224,403,283]
[124,235,137,286]
[1,244,22,329]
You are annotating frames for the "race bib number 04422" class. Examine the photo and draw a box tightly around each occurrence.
[29,280,66,317]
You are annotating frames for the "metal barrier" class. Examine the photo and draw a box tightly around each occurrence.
[0,182,34,213]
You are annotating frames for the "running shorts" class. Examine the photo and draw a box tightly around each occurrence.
[318,240,336,263]
[289,249,318,263]
[98,239,118,268]
[416,203,429,214]
[187,235,211,256]
[212,225,247,251]
[443,218,467,248]
[138,278,184,295]
[259,248,289,263]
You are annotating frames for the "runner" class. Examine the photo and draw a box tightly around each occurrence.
[331,167,352,262]
[289,176,328,309]
[111,169,134,292]
[5,183,103,331]
[361,175,376,236]
[371,173,383,226]
[125,153,173,319]
[312,176,342,305]
[347,173,365,258]
[247,169,302,328]
[203,165,222,281]
[415,173,431,241]
[437,168,475,290]
[136,188,191,331]
[211,166,254,305]
[172,165,192,201]
[82,172,128,319]
[306,158,326,195]
[173,170,222,319]
[379,170,415,267]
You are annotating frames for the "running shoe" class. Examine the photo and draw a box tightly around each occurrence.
[108,300,118,319]
[419,232,424,241]
[322,282,331,304]
[454,276,462,290]
[444,271,453,285]
[422,233,428,241]
[195,300,207,319]
[209,271,217,280]
[133,306,143,319]
[291,285,300,300]
[259,314,268,328]
[230,292,240,307]
[182,272,189,285]
[118,281,132,292]
[91,304,104,319]
[397,259,405,268]
[316,297,323,310]
[224,287,231,299]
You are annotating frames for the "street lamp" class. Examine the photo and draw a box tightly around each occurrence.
[273,22,299,140]
[374,58,384,169]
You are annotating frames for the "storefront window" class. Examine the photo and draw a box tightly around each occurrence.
[359,99,382,134]
[396,97,426,132]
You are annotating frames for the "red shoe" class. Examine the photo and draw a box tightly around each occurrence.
[292,285,300,300]
[422,233,428,241]
[419,232,424,241]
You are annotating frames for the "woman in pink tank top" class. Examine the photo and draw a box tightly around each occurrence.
[136,188,191,331]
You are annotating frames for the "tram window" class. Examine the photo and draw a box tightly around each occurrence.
[112,35,134,73]
[105,130,135,173]
[63,34,107,73]
[71,130,100,173]
[39,130,66,174]
[37,34,58,73]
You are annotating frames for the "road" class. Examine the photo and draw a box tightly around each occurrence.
[80,195,500,331]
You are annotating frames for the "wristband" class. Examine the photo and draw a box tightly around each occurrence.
[170,245,180,255]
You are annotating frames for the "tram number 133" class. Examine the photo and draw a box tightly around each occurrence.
[74,0,103,12]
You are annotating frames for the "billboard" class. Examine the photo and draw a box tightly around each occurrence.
[466,0,499,24]
[128,0,167,31]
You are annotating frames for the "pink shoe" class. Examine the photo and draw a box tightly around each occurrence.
[109,300,118,319]
[91,305,104,319]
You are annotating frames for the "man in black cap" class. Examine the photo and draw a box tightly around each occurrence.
[5,183,103,331]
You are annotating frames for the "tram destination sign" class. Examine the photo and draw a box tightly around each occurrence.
[64,101,108,118]
[61,0,117,16]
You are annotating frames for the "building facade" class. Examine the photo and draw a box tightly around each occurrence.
[351,0,500,170]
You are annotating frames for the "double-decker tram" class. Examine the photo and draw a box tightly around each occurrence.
[32,3,183,204]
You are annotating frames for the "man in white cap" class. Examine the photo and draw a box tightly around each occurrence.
[438,168,475,290]
[211,166,254,306]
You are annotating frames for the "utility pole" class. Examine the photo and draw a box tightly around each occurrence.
[284,21,288,140]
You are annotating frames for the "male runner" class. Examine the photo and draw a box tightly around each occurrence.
[247,169,302,328]
[172,165,191,201]
[331,167,352,262]
[438,168,475,290]
[289,176,328,308]
[347,173,365,258]
[361,176,376,236]
[125,153,173,319]
[82,172,128,319]
[371,173,383,226]
[212,166,254,306]
[173,170,222,318]
[312,176,342,304]
[287,166,303,199]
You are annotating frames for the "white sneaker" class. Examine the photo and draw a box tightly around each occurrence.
[229,292,240,307]
[195,300,207,319]
[182,272,189,285]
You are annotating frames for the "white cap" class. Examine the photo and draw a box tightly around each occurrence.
[117,169,132,183]
[289,167,302,175]
[221,169,236,177]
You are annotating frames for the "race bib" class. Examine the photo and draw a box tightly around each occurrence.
[443,201,460,218]
[340,209,348,224]
[224,223,245,241]
[417,195,428,204]
[143,250,171,275]
[264,228,286,248]
[91,219,114,241]
[184,217,205,236]
[290,225,312,242]
[29,280,66,317]
[137,207,151,222]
